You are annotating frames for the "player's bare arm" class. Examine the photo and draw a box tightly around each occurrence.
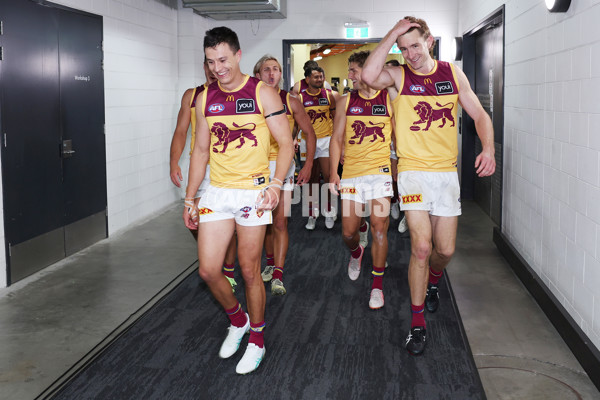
[455,66,496,177]
[170,88,194,187]
[328,95,349,195]
[290,80,301,96]
[362,19,419,90]
[183,104,210,230]
[261,83,294,210]
[289,95,316,185]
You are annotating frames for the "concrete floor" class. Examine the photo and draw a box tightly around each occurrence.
[0,201,598,399]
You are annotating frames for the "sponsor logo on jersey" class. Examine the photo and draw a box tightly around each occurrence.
[379,166,390,173]
[208,103,225,113]
[198,207,214,215]
[372,105,387,115]
[402,194,423,204]
[340,187,357,194]
[409,84,425,94]
[236,98,255,113]
[319,98,329,106]
[349,106,363,114]
[253,176,266,186]
[424,78,433,85]
[435,81,454,95]
[226,95,235,102]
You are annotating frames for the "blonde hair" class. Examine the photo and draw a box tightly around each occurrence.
[253,54,282,76]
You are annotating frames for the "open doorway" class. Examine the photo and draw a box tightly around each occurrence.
[282,38,439,92]
[282,39,381,92]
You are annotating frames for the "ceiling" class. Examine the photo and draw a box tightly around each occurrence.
[309,43,367,60]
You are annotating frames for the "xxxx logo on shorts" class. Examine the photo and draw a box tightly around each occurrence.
[340,187,357,194]
[402,194,423,204]
[198,207,214,215]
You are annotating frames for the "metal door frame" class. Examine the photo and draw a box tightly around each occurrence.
[460,5,505,226]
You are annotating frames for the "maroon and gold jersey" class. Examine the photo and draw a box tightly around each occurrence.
[392,60,460,172]
[189,83,208,155]
[300,88,334,139]
[342,90,393,179]
[269,89,295,161]
[201,75,270,189]
[298,79,309,93]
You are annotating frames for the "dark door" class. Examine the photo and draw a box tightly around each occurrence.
[0,0,106,284]
[58,8,107,256]
[461,8,504,226]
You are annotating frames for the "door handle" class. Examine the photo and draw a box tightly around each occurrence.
[61,139,75,158]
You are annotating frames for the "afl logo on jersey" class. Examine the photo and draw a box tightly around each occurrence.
[304,101,314,107]
[349,106,363,114]
[208,103,225,113]
[236,98,255,113]
[409,84,425,94]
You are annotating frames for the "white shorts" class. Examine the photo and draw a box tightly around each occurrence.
[397,171,461,217]
[269,160,295,191]
[315,136,331,159]
[339,174,393,204]
[197,184,272,226]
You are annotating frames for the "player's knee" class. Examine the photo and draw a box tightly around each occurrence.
[239,263,260,283]
[412,240,432,261]
[434,245,455,261]
[198,265,220,283]
[341,227,357,242]
[370,219,388,238]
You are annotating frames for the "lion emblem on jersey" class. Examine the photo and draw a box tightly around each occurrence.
[212,122,258,153]
[307,109,329,123]
[412,101,455,131]
[348,121,386,144]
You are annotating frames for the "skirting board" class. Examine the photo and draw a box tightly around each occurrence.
[493,227,600,391]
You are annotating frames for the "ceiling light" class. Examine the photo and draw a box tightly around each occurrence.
[545,0,571,12]
[323,48,331,55]
[313,56,323,61]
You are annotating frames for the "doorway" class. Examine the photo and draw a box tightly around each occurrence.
[0,0,107,284]
[460,6,505,226]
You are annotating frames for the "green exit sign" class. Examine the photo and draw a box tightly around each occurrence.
[345,27,368,39]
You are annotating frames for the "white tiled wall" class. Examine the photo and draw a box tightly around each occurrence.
[459,0,600,349]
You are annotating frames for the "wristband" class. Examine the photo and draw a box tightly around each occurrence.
[271,177,284,185]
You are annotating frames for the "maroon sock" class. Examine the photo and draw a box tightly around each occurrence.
[249,321,265,348]
[272,266,283,280]
[411,303,426,328]
[350,244,363,259]
[371,266,385,290]
[222,263,235,279]
[359,221,368,233]
[266,254,274,267]
[429,267,443,285]
[225,303,247,328]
